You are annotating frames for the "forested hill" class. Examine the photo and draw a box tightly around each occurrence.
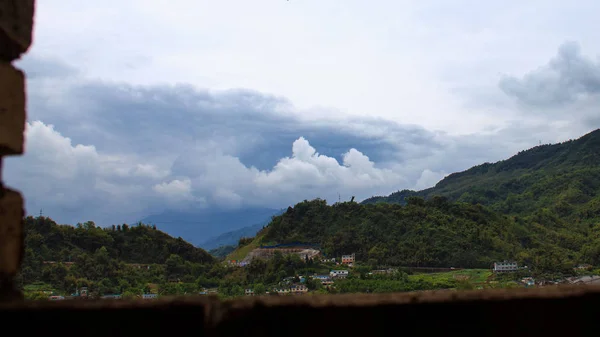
[258,198,597,269]
[23,216,214,265]
[361,128,600,223]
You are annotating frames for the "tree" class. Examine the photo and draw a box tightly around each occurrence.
[254,283,266,295]
[165,254,185,279]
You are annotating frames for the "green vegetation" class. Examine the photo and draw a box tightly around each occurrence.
[257,197,594,272]
[407,269,492,290]
[19,216,222,298]
[226,234,265,262]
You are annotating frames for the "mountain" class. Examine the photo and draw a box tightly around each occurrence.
[140,207,282,246]
[246,198,591,270]
[362,128,600,224]
[200,223,264,250]
[23,216,214,265]
[20,216,218,298]
[199,209,286,250]
[208,245,237,258]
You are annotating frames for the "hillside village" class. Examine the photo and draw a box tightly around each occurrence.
[223,245,600,297]
[45,244,600,301]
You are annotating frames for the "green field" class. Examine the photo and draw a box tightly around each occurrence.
[23,282,59,299]
[408,269,492,285]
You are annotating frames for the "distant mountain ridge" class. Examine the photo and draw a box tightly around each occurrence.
[362,128,600,222]
[140,207,282,246]
[199,208,286,250]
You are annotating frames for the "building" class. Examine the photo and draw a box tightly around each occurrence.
[49,295,65,301]
[313,275,334,285]
[290,284,308,294]
[142,293,158,300]
[521,277,535,287]
[493,261,518,273]
[245,289,254,296]
[330,270,349,278]
[227,260,249,267]
[341,253,355,265]
[273,288,290,295]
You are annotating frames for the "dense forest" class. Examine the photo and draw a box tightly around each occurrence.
[20,215,466,298]
[19,216,221,298]
[259,198,594,271]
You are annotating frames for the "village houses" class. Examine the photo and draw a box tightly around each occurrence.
[341,253,355,266]
[493,261,519,273]
[330,270,349,279]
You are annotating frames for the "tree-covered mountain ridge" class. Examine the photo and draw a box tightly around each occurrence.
[227,128,600,270]
[361,128,600,224]
[23,216,215,266]
[249,197,597,270]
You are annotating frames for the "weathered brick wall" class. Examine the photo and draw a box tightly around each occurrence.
[0,0,34,302]
[1,287,600,337]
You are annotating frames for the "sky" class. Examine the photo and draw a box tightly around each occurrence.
[4,0,600,226]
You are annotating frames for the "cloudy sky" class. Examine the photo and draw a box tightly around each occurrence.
[4,0,600,225]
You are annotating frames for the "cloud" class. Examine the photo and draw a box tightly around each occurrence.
[499,41,600,108]
[5,45,600,226]
[413,169,448,191]
[16,55,79,80]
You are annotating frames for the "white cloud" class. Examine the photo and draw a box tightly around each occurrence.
[5,121,407,224]
[153,179,193,199]
[413,169,448,191]
[252,137,405,201]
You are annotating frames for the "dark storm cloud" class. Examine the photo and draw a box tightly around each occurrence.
[21,56,435,170]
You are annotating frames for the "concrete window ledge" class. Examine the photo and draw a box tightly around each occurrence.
[1,286,599,337]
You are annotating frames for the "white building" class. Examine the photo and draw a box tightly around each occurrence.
[330,270,349,278]
[313,274,334,285]
[142,293,158,299]
[245,289,254,296]
[290,284,308,294]
[493,261,518,273]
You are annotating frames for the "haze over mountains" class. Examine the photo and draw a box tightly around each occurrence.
[140,208,282,247]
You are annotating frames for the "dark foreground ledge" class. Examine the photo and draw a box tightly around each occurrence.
[2,286,599,337]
